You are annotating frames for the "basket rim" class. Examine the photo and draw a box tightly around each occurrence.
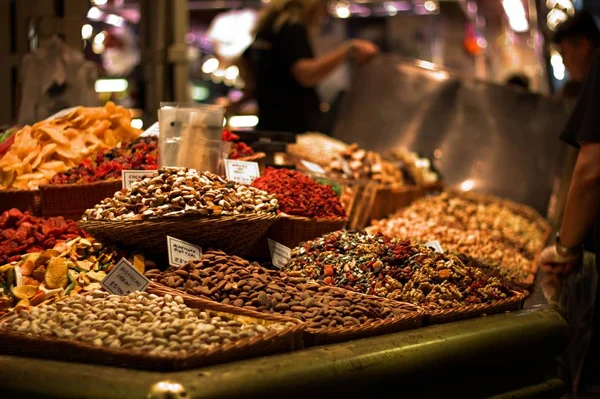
[423,290,525,319]
[0,187,40,194]
[79,212,280,224]
[278,213,348,223]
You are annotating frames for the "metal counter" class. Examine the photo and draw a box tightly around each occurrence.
[1,306,567,399]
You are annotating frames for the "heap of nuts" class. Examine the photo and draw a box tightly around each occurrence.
[147,250,419,329]
[0,237,152,316]
[82,167,278,221]
[366,192,548,286]
[0,208,86,264]
[283,231,515,309]
[251,168,347,219]
[2,291,290,353]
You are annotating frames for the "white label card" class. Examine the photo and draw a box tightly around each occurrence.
[224,159,260,185]
[167,236,202,267]
[141,121,160,137]
[101,258,150,295]
[121,170,158,190]
[268,239,291,269]
[300,160,326,174]
[424,240,444,254]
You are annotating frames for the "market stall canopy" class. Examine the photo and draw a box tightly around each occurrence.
[332,54,570,215]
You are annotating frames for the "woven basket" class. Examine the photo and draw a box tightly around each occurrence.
[250,214,347,260]
[367,181,445,223]
[151,282,423,347]
[79,213,279,258]
[0,288,304,371]
[424,291,526,325]
[40,180,122,220]
[0,188,40,214]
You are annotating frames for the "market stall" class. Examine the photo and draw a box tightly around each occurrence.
[0,99,566,398]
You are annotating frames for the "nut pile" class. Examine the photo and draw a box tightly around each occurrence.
[367,192,548,286]
[0,237,152,315]
[2,291,289,353]
[0,208,86,264]
[251,168,346,219]
[147,250,419,329]
[82,167,278,220]
[283,231,515,309]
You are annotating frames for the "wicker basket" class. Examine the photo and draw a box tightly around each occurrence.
[0,288,304,371]
[79,213,279,258]
[0,188,40,214]
[39,180,122,220]
[367,181,445,223]
[424,291,526,325]
[250,214,347,260]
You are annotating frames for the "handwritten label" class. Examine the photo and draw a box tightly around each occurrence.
[121,170,158,190]
[167,236,202,267]
[224,159,260,185]
[101,258,150,295]
[141,121,160,137]
[424,240,444,253]
[301,160,326,175]
[268,239,291,269]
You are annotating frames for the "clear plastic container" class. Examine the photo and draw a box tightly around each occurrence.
[158,103,225,173]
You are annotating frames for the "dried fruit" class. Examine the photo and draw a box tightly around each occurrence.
[44,258,69,289]
[11,285,39,300]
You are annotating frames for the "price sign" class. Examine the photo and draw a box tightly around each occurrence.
[301,160,326,175]
[167,236,202,267]
[101,258,150,295]
[424,240,444,254]
[141,121,160,137]
[224,159,260,185]
[121,170,158,190]
[268,239,292,269]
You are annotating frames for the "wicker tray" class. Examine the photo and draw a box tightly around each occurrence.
[0,188,40,214]
[424,291,526,325]
[79,213,279,258]
[0,287,304,371]
[40,180,122,220]
[249,214,347,260]
[152,282,423,347]
[367,181,444,222]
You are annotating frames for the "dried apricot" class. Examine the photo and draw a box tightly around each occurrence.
[44,257,68,289]
[11,285,39,300]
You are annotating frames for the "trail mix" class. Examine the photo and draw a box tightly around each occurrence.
[0,209,86,264]
[251,168,346,219]
[0,237,152,315]
[51,136,158,184]
[82,167,278,221]
[283,231,515,309]
[2,291,290,353]
[147,250,419,329]
[367,192,548,286]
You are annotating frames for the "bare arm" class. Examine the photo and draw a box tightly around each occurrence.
[559,142,600,248]
[291,43,352,88]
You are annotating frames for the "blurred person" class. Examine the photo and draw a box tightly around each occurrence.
[243,0,378,133]
[553,11,600,99]
[539,49,600,391]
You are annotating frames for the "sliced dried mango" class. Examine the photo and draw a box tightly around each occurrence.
[11,285,39,300]
[84,282,102,291]
[44,257,68,289]
[35,249,60,267]
[14,299,30,312]
[86,270,106,282]
[133,254,145,274]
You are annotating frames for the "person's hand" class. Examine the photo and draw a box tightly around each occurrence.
[351,40,379,65]
[538,245,582,275]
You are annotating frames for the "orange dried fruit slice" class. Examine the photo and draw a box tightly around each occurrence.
[11,285,39,300]
[44,257,69,289]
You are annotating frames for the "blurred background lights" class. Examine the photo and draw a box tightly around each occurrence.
[550,50,565,80]
[201,57,219,74]
[424,1,439,13]
[502,0,529,32]
[81,24,93,40]
[335,2,351,19]
[460,179,475,191]
[87,6,103,21]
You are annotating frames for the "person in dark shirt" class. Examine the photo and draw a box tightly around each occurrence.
[244,0,378,133]
[553,11,600,99]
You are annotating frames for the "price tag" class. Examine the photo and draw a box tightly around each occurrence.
[424,240,444,254]
[301,160,326,175]
[268,239,291,269]
[167,236,202,267]
[121,170,158,190]
[224,159,260,185]
[141,121,160,137]
[101,258,150,295]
